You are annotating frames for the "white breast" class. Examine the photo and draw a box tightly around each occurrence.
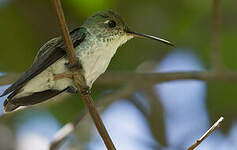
[75,34,133,87]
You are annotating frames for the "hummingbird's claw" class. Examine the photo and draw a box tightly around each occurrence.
[64,62,82,70]
[81,86,90,95]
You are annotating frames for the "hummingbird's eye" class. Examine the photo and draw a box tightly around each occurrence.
[108,20,116,28]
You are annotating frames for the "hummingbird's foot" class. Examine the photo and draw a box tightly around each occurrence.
[80,86,90,95]
[66,86,78,94]
[64,62,82,70]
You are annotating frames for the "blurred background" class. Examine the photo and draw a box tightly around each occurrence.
[0,0,237,150]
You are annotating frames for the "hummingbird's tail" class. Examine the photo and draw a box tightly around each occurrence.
[3,87,70,112]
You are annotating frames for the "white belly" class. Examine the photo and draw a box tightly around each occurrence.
[16,45,116,98]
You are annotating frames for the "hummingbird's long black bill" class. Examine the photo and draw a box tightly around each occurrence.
[126,31,174,46]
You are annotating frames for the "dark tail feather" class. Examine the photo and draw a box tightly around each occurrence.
[3,88,69,112]
[4,99,19,112]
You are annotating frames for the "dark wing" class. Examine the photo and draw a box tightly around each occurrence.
[0,27,86,97]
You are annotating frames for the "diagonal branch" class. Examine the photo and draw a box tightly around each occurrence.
[187,117,224,150]
[52,0,116,150]
[50,111,87,150]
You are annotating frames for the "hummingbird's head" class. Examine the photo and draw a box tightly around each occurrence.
[82,10,173,47]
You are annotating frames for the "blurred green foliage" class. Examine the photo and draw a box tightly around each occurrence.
[65,0,113,16]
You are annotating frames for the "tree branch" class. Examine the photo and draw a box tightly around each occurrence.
[97,71,237,85]
[187,117,224,150]
[52,0,116,150]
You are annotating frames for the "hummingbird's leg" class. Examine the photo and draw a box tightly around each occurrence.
[64,62,89,95]
[66,86,78,94]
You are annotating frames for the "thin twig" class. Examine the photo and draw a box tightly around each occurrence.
[187,117,224,150]
[50,111,87,150]
[212,0,223,71]
[52,0,116,150]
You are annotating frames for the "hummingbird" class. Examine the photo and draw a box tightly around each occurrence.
[0,10,173,112]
